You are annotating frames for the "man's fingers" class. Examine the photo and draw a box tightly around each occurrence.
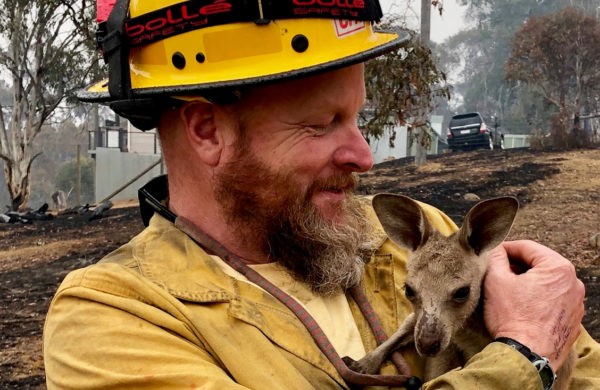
[486,243,524,278]
[487,244,506,264]
[500,239,567,269]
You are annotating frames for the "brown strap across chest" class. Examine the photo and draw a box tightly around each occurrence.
[175,216,416,387]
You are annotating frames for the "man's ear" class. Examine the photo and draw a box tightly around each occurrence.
[179,101,223,166]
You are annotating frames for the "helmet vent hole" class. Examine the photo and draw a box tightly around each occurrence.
[172,52,186,70]
[196,53,206,63]
[291,35,309,53]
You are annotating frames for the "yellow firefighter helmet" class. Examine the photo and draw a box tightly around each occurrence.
[78,0,409,129]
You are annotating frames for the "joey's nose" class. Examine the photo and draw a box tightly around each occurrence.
[416,313,444,356]
[417,336,442,356]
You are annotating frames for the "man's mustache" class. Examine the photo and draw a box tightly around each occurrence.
[310,173,358,194]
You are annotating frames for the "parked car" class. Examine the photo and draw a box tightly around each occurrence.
[447,112,503,151]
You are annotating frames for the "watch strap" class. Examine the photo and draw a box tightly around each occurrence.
[495,337,556,390]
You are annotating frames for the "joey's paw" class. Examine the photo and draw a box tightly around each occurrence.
[342,356,357,367]
[342,355,379,374]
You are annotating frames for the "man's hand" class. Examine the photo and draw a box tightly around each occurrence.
[484,240,585,369]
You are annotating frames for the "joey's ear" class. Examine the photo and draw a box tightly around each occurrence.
[179,101,223,166]
[459,196,519,255]
[372,194,432,251]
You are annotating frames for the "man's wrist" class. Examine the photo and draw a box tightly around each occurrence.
[495,337,556,390]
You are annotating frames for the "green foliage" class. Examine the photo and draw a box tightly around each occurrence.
[444,0,565,116]
[55,158,95,205]
[0,0,97,105]
[0,0,96,210]
[362,26,451,151]
[505,6,600,147]
[439,0,600,146]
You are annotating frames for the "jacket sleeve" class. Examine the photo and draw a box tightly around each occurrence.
[423,343,543,389]
[422,330,600,389]
[569,329,600,388]
[43,267,249,390]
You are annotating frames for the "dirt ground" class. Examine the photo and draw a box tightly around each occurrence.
[1,147,599,388]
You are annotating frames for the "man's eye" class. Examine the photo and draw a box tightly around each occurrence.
[306,125,329,136]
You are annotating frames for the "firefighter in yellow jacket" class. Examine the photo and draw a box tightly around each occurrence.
[44,0,600,388]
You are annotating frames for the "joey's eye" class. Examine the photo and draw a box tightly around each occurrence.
[404,284,416,301]
[452,286,470,303]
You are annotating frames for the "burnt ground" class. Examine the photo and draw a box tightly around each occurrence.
[1,147,599,388]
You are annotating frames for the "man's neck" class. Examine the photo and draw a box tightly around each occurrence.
[169,195,271,265]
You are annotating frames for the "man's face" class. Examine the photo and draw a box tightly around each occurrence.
[214,64,374,295]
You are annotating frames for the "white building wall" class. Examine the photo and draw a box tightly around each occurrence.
[128,122,161,155]
[95,147,163,203]
[369,125,409,164]
[369,115,446,164]
[504,134,530,148]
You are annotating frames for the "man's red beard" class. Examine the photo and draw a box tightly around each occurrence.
[214,150,371,296]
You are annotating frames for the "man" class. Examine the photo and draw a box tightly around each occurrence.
[44,0,599,388]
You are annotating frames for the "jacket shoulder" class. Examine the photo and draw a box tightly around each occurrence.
[55,214,180,296]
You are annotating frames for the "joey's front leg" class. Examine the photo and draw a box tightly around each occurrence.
[344,313,416,374]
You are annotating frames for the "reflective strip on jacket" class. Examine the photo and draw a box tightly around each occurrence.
[43,199,600,389]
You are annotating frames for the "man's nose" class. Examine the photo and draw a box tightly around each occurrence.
[333,124,373,173]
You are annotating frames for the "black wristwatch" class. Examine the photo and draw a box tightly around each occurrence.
[496,337,556,390]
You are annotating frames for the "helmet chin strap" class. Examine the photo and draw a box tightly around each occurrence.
[103,0,131,100]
